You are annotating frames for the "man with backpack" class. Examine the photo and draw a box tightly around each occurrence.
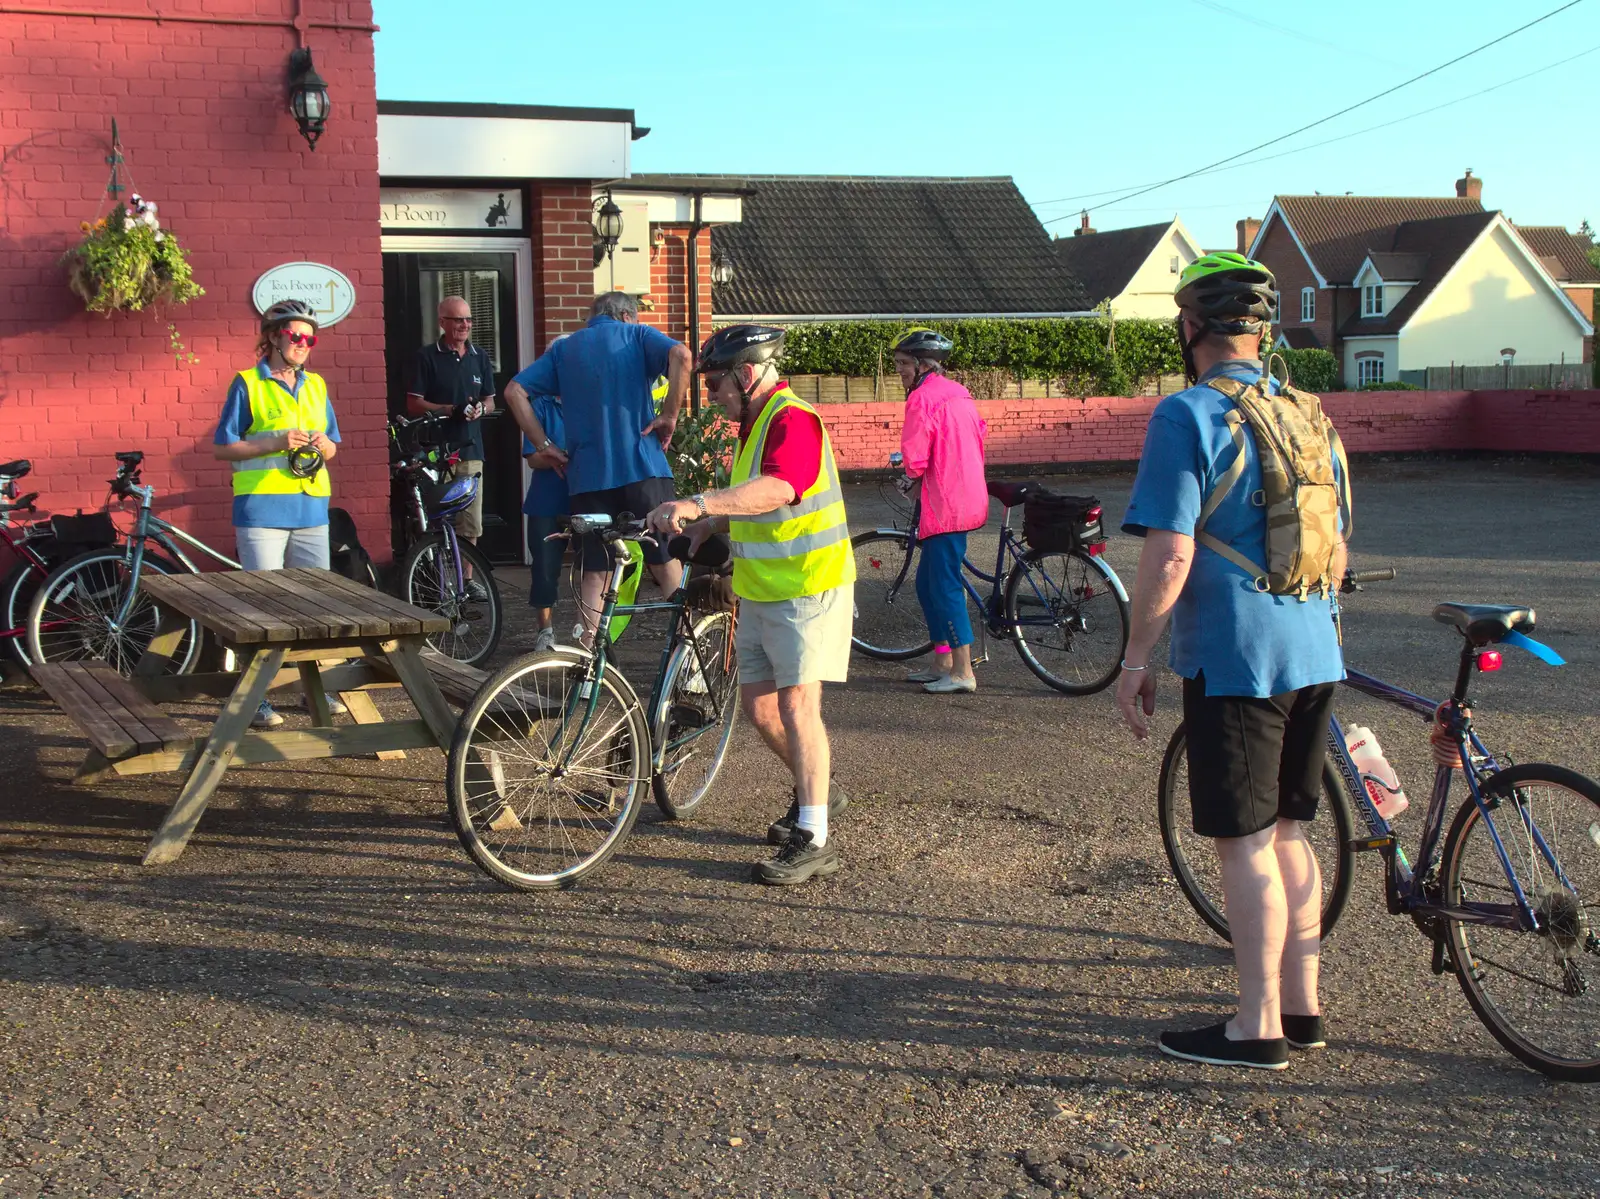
[1117,253,1350,1070]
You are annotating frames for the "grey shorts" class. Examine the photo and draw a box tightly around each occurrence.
[736,583,854,689]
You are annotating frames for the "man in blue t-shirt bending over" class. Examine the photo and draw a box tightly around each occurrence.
[501,291,693,645]
[1117,253,1346,1072]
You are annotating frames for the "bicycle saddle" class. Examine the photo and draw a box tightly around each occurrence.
[1432,602,1536,645]
[986,480,1035,508]
[0,459,31,478]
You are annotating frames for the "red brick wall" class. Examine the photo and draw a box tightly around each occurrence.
[819,390,1600,472]
[643,225,713,353]
[532,183,593,352]
[1254,216,1335,351]
[0,3,385,556]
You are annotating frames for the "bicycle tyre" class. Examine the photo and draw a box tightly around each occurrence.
[447,648,650,891]
[652,609,739,820]
[1157,722,1356,942]
[399,532,502,667]
[1440,762,1600,1082]
[850,529,933,661]
[1004,548,1129,696]
[2,557,48,665]
[26,548,201,676]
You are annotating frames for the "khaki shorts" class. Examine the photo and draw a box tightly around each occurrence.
[450,459,484,539]
[737,583,854,689]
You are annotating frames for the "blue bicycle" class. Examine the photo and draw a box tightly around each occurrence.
[1159,569,1600,1080]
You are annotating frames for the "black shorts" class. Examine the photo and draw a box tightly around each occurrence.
[567,477,676,571]
[1182,671,1337,839]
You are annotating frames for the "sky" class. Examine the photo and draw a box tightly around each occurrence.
[373,0,1600,250]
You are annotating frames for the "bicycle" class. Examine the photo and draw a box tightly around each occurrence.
[851,461,1131,696]
[1159,568,1600,1081]
[390,414,502,667]
[26,451,235,676]
[446,514,740,890]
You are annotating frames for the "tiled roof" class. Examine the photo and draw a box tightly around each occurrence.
[1051,221,1172,307]
[1338,211,1497,336]
[1271,195,1484,283]
[1364,252,1430,282]
[1513,226,1600,284]
[686,175,1089,316]
[1277,327,1323,350]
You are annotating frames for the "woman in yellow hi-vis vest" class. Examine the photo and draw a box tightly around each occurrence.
[646,325,854,887]
[213,298,341,728]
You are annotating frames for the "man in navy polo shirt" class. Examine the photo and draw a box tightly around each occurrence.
[406,295,496,600]
[502,291,692,645]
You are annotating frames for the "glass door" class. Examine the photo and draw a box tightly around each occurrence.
[383,250,524,564]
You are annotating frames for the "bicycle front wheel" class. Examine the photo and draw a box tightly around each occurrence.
[448,650,650,891]
[1441,763,1600,1081]
[850,530,933,660]
[27,549,201,676]
[1157,723,1355,942]
[1004,549,1129,695]
[653,609,739,820]
[399,532,502,666]
[2,557,48,665]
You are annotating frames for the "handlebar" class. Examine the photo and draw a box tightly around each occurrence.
[1341,567,1396,593]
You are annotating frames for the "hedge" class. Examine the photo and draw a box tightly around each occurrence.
[1275,348,1339,392]
[773,318,1182,392]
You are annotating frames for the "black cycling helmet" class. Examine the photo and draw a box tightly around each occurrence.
[1174,252,1277,335]
[891,326,954,363]
[698,324,785,371]
[260,298,320,333]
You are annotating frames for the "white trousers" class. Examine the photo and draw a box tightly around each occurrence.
[234,525,330,571]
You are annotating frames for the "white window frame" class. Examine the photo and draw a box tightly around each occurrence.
[1356,356,1385,386]
[1169,255,1181,274]
[1362,283,1385,317]
[1300,287,1315,323]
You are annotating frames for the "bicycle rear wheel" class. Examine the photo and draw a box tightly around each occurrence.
[1441,763,1600,1081]
[27,549,201,676]
[850,530,933,660]
[652,609,739,820]
[2,557,48,665]
[399,532,502,666]
[1004,548,1128,695]
[447,650,649,891]
[1157,723,1355,942]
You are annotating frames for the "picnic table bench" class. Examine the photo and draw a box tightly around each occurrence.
[29,568,491,866]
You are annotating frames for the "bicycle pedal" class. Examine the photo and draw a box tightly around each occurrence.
[1347,835,1395,853]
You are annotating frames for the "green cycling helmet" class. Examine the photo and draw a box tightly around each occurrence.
[1175,252,1278,334]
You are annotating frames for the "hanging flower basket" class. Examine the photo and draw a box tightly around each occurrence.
[62,194,204,314]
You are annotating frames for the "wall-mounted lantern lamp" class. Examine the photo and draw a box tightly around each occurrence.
[592,193,624,261]
[287,48,330,151]
[710,251,735,287]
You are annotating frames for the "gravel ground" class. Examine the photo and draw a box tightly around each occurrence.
[2,458,1598,1198]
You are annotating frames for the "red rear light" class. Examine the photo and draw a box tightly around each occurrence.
[1087,506,1102,522]
[1476,650,1502,672]
[1087,542,1106,557]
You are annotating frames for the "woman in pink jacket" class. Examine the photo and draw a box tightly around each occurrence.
[894,328,988,693]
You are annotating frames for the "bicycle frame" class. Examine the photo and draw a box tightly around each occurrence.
[103,487,239,630]
[1327,658,1558,937]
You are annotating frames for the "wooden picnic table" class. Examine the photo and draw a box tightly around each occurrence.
[32,568,473,867]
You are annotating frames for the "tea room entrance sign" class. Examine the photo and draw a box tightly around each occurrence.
[251,262,357,327]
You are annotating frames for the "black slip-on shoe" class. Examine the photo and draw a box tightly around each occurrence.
[1282,1014,1326,1050]
[752,827,841,886]
[1158,1022,1288,1070]
[766,780,850,845]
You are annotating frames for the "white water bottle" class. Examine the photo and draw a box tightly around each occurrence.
[1345,725,1409,820]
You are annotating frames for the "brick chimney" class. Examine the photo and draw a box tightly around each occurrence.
[1237,217,1261,254]
[1456,168,1482,201]
[1073,210,1095,237]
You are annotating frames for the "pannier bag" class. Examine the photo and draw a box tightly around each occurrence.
[328,507,376,588]
[1022,489,1105,554]
[48,511,117,550]
[1196,375,1351,600]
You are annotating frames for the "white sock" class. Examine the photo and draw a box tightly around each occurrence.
[796,804,828,847]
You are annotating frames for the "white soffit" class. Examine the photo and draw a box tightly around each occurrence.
[610,192,743,223]
[379,114,632,179]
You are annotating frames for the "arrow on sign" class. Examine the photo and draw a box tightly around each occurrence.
[314,280,338,315]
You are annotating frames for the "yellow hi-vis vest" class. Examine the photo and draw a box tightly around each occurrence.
[231,368,332,499]
[728,388,855,602]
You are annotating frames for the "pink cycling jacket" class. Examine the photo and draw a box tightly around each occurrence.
[901,372,988,538]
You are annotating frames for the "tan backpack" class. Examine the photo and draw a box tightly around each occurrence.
[1193,373,1351,601]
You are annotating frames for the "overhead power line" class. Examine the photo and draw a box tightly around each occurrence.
[1042,0,1589,226]
[1035,39,1600,214]
[1186,0,1403,67]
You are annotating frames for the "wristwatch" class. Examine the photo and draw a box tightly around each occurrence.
[690,493,708,519]
[537,438,553,451]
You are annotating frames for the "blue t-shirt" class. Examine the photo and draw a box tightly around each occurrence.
[510,315,677,494]
[1122,359,1344,698]
[214,361,342,529]
[521,395,569,518]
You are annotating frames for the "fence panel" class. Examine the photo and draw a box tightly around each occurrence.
[1413,363,1591,390]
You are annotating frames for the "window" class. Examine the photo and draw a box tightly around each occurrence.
[1300,287,1315,323]
[1356,356,1385,386]
[1362,283,1385,317]
[1169,255,1181,274]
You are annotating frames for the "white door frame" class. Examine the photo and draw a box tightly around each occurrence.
[382,234,537,562]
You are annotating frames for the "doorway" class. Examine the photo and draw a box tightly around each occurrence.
[381,236,534,564]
